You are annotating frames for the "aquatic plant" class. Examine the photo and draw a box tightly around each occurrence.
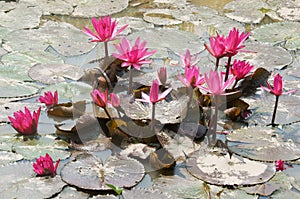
[39,90,58,107]
[33,153,60,177]
[230,59,254,89]
[180,49,198,68]
[275,159,286,171]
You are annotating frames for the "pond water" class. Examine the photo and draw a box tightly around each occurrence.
[0,0,300,198]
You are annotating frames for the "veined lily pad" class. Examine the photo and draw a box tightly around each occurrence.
[122,188,172,199]
[224,0,272,24]
[0,151,23,166]
[234,42,293,71]
[186,147,275,186]
[250,22,300,50]
[0,161,66,198]
[72,0,129,17]
[0,80,39,101]
[227,126,300,161]
[127,28,205,58]
[61,153,145,190]
[28,63,83,84]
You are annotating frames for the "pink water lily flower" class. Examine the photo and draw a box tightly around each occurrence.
[180,49,198,68]
[224,28,250,57]
[177,66,205,88]
[83,16,128,43]
[109,93,120,107]
[91,89,108,108]
[8,107,41,135]
[113,37,156,70]
[157,67,167,86]
[137,79,172,104]
[33,153,60,177]
[39,90,58,107]
[261,74,297,96]
[204,34,226,59]
[230,59,254,81]
[198,70,235,95]
[275,159,286,171]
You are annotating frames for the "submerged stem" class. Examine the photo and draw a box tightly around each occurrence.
[151,103,156,133]
[224,56,232,82]
[271,95,279,127]
[128,66,133,95]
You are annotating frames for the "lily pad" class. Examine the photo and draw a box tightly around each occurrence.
[21,0,74,15]
[117,17,155,35]
[0,3,42,30]
[224,0,271,24]
[53,186,89,199]
[0,80,39,101]
[72,0,129,17]
[234,42,293,71]
[0,64,31,81]
[171,5,218,22]
[186,147,275,186]
[28,63,83,84]
[250,22,300,50]
[277,7,300,21]
[227,126,300,161]
[0,161,66,198]
[127,28,205,58]
[61,153,145,190]
[143,9,183,26]
[122,188,172,199]
[0,151,23,166]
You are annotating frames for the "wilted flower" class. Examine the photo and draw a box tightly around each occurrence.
[157,67,167,86]
[177,66,205,88]
[113,37,156,70]
[91,89,108,108]
[198,70,235,95]
[180,49,198,68]
[275,159,286,171]
[224,28,250,57]
[33,153,60,177]
[261,74,297,96]
[8,107,41,135]
[137,79,172,104]
[39,90,58,107]
[83,16,127,43]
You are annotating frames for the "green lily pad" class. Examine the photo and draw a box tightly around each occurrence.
[0,151,23,166]
[0,161,66,198]
[250,22,300,50]
[12,135,70,161]
[0,79,39,101]
[72,0,129,17]
[224,0,271,24]
[127,28,205,58]
[234,42,293,71]
[227,126,300,161]
[61,153,145,190]
[0,64,31,81]
[186,147,275,186]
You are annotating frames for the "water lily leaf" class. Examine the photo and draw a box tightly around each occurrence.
[53,186,89,199]
[0,64,31,81]
[21,0,73,15]
[41,81,93,102]
[186,147,275,186]
[250,22,300,50]
[28,63,83,84]
[227,126,300,161]
[0,151,23,166]
[283,164,300,191]
[127,28,205,58]
[277,7,300,21]
[13,135,70,161]
[234,42,292,71]
[171,5,218,22]
[72,0,128,17]
[0,161,66,198]
[120,93,189,124]
[143,9,183,26]
[271,190,300,199]
[224,0,271,24]
[91,195,118,199]
[0,81,39,101]
[117,17,155,35]
[0,3,42,30]
[119,143,156,160]
[61,153,145,190]
[122,188,172,199]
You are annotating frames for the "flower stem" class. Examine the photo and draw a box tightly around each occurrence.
[187,86,194,108]
[211,95,219,144]
[103,107,112,120]
[214,58,220,71]
[224,56,232,82]
[231,79,238,90]
[271,95,279,127]
[151,103,156,133]
[104,41,109,68]
[128,66,133,95]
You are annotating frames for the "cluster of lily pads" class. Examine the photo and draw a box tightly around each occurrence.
[4,13,299,198]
